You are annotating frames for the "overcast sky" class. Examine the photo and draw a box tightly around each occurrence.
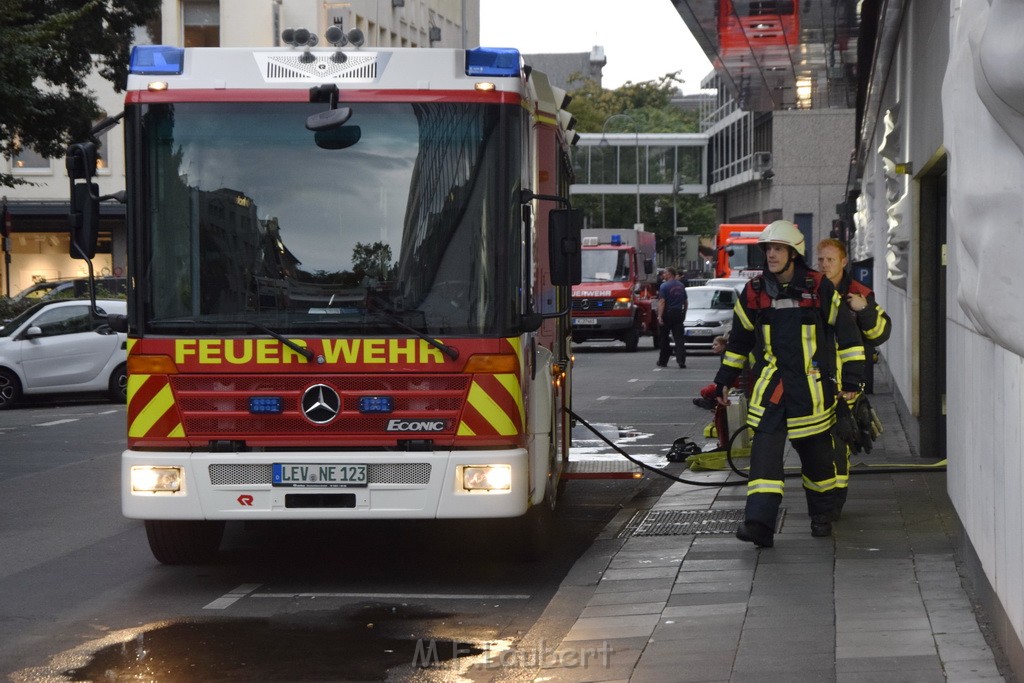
[479,0,714,92]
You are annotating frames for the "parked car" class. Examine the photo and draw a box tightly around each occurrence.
[0,299,127,409]
[704,277,750,294]
[12,277,127,302]
[683,285,737,352]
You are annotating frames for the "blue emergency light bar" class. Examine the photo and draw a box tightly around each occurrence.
[466,47,521,77]
[610,234,623,246]
[249,397,283,414]
[129,46,185,75]
[359,396,394,413]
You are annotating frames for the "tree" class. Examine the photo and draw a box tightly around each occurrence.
[0,0,161,188]
[565,71,717,263]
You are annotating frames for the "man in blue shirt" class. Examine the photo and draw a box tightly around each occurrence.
[656,267,688,368]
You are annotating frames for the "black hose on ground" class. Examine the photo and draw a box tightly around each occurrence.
[567,407,947,491]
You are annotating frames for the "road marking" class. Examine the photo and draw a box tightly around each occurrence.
[252,592,531,600]
[98,409,119,415]
[203,583,263,610]
[597,396,610,401]
[35,419,79,427]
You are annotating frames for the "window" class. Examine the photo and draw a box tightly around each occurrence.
[31,305,94,337]
[12,143,50,173]
[183,0,219,47]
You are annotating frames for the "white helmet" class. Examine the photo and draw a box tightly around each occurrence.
[758,220,805,257]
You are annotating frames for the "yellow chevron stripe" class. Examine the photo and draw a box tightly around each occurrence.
[494,372,525,427]
[458,422,477,436]
[467,381,518,436]
[129,381,177,438]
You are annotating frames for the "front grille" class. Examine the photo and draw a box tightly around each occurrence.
[572,298,616,312]
[170,374,469,439]
[208,462,431,486]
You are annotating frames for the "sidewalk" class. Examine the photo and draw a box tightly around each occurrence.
[528,375,1008,682]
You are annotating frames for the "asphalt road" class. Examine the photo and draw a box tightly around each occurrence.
[0,341,720,682]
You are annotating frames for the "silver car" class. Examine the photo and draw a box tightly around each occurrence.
[683,286,737,352]
[0,299,127,409]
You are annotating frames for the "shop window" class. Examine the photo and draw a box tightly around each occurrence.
[184,0,219,47]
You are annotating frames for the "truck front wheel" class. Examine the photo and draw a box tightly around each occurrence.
[623,325,640,352]
[145,520,225,565]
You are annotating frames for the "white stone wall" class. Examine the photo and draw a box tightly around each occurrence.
[860,0,1024,658]
[941,0,1024,651]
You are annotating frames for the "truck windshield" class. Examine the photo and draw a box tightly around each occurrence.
[580,249,631,282]
[132,101,523,337]
[728,244,766,271]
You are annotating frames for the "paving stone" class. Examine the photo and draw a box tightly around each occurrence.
[836,629,937,658]
[580,602,667,619]
[670,580,752,595]
[601,566,681,581]
[586,588,672,606]
[940,657,1007,680]
[664,590,750,607]
[835,654,943,673]
[594,577,677,594]
[562,614,662,642]
[933,631,996,662]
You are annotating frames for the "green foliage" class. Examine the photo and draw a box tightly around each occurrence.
[566,71,716,254]
[567,71,699,134]
[0,0,161,188]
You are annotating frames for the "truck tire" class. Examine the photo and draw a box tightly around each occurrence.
[623,325,640,352]
[145,520,225,565]
[506,498,554,561]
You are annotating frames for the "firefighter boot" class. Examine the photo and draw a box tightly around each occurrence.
[736,521,774,548]
[830,487,849,522]
[810,514,833,537]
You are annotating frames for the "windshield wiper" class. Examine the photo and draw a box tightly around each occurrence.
[366,309,459,360]
[149,318,315,362]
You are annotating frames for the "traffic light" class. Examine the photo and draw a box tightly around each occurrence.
[677,235,687,258]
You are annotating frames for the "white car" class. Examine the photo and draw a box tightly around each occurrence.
[0,299,127,409]
[704,277,750,294]
[684,286,737,352]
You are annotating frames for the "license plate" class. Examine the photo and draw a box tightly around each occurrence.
[272,463,368,488]
[686,328,714,337]
[573,317,597,326]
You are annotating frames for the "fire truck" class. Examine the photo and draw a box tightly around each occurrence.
[65,34,583,563]
[714,223,768,277]
[571,229,658,351]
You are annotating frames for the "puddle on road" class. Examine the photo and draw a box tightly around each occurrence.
[570,421,671,468]
[16,604,486,682]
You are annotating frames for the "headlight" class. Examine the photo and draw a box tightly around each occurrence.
[612,297,632,310]
[461,465,512,491]
[131,466,183,493]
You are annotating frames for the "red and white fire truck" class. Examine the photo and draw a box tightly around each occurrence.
[67,34,583,563]
[571,228,658,350]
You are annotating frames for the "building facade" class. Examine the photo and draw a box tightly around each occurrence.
[700,72,855,265]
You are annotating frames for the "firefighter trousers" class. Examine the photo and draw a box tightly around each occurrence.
[745,428,837,529]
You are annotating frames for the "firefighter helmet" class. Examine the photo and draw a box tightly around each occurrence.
[758,220,805,257]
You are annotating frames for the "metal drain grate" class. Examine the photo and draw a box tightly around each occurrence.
[623,508,786,537]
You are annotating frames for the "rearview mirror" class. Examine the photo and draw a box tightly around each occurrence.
[69,182,100,259]
[314,125,362,150]
[548,209,582,286]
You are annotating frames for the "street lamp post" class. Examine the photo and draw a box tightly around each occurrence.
[600,113,641,228]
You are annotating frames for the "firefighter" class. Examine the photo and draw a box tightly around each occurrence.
[713,221,866,547]
[817,238,892,519]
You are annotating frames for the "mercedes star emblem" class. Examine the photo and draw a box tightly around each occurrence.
[301,384,341,424]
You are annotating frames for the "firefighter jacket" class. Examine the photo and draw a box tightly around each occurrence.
[714,264,866,439]
[836,272,892,347]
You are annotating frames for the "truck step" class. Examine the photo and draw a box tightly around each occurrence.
[563,459,644,480]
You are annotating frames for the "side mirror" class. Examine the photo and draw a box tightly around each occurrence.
[69,182,100,259]
[644,259,654,275]
[24,326,42,339]
[107,314,129,333]
[548,208,582,286]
